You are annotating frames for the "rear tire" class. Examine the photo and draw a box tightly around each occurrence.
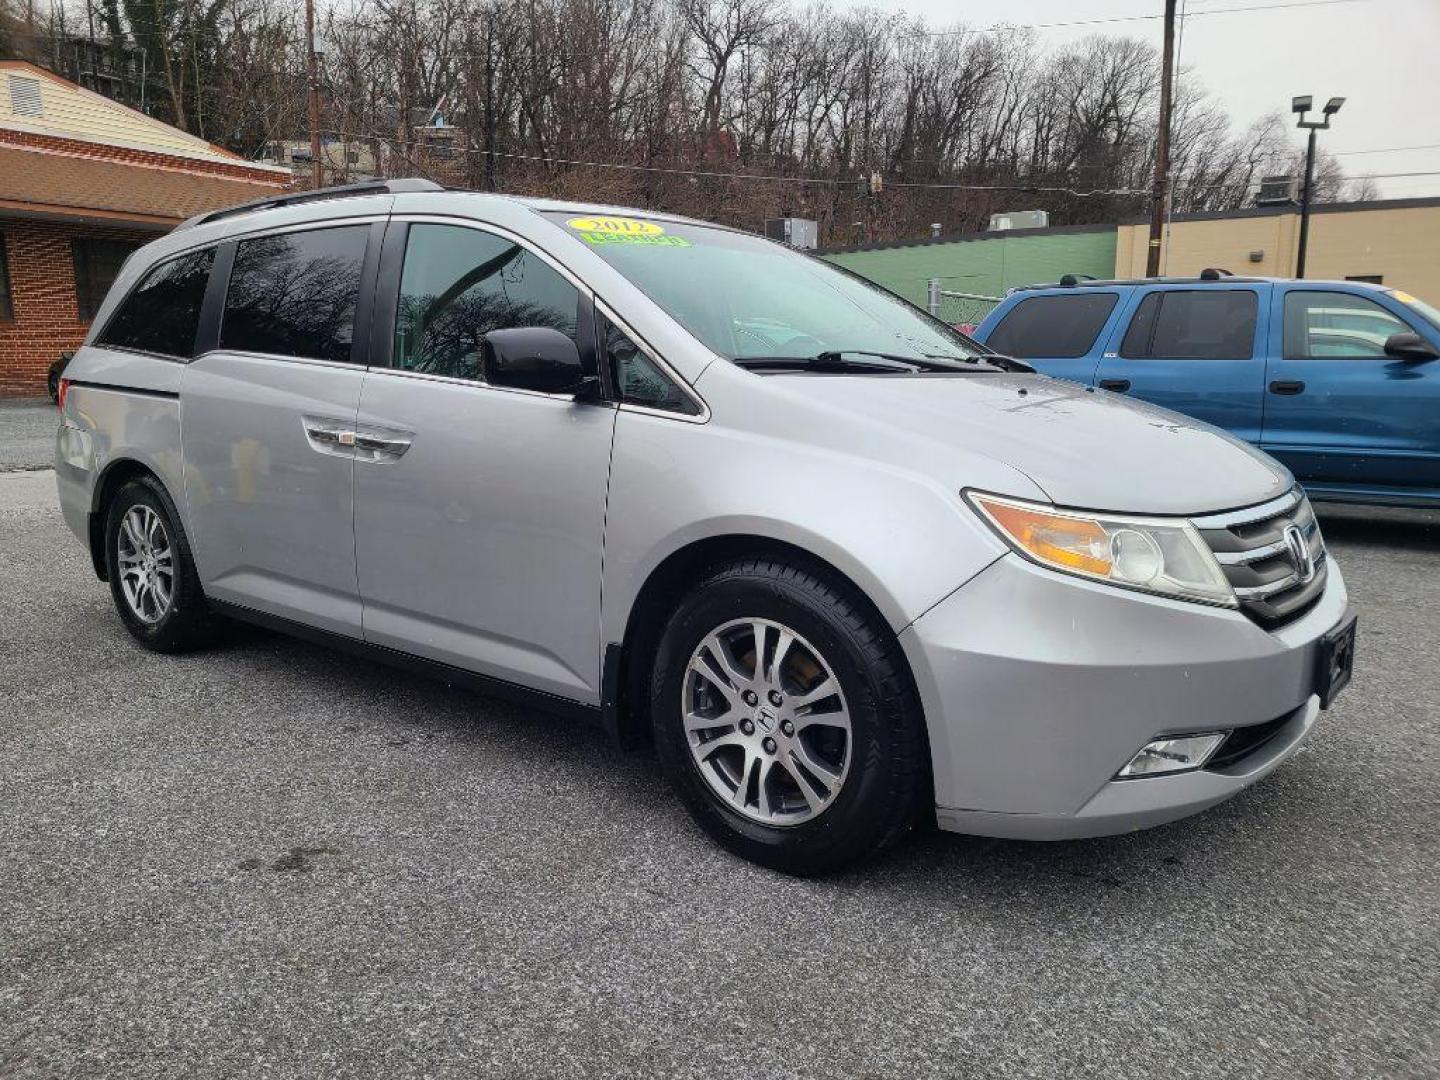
[651,558,927,875]
[104,476,221,653]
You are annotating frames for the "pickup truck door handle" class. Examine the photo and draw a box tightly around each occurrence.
[1269,380,1306,396]
[1098,378,1131,392]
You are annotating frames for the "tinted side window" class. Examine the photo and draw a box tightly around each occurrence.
[99,247,215,358]
[1124,290,1257,360]
[221,226,368,363]
[394,223,579,381]
[985,293,1118,359]
[602,314,697,415]
[1119,292,1160,358]
[1284,290,1412,358]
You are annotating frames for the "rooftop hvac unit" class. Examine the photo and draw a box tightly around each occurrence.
[1255,175,1299,206]
[988,209,1049,232]
[763,217,819,250]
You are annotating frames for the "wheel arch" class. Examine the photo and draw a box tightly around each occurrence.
[606,533,927,762]
[88,458,172,581]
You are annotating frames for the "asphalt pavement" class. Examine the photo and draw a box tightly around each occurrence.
[1,407,1436,1079]
[0,398,57,472]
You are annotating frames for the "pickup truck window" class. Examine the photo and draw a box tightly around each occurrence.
[985,293,1117,359]
[1120,290,1256,361]
[1284,290,1413,358]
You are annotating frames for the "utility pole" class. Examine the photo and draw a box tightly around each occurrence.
[1292,95,1345,279]
[1146,0,1177,277]
[305,0,322,189]
[483,8,496,192]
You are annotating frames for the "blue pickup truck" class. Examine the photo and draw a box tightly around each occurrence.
[972,275,1440,507]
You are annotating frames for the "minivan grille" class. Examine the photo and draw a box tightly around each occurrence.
[1191,489,1326,627]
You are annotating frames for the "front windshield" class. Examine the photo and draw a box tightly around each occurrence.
[543,212,987,364]
[1391,289,1440,332]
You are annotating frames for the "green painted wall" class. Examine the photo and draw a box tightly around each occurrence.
[824,229,1118,308]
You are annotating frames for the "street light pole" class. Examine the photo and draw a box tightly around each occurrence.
[1297,126,1318,279]
[1292,94,1344,279]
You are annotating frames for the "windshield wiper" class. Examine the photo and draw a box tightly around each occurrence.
[733,354,917,373]
[816,349,1006,373]
[734,349,1031,375]
[964,352,1036,374]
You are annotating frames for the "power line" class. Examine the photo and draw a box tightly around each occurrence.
[1332,143,1440,156]
[321,128,1151,196]
[323,128,1440,193]
[913,0,1368,37]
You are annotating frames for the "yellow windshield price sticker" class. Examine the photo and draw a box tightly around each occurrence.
[566,216,691,248]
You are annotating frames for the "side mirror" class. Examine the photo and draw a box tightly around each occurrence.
[481,327,597,396]
[1383,331,1440,363]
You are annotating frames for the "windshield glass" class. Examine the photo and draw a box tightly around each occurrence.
[1391,289,1440,331]
[543,212,987,364]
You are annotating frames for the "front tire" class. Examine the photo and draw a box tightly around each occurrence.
[651,559,928,875]
[104,476,221,652]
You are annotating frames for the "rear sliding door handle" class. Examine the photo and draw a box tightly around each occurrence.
[1269,380,1306,396]
[354,433,410,453]
[352,429,414,462]
[1098,378,1131,392]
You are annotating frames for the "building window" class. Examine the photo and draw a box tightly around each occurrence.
[1345,275,1383,285]
[72,239,139,322]
[0,235,13,321]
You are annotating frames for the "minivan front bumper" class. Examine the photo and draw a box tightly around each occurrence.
[901,551,1349,840]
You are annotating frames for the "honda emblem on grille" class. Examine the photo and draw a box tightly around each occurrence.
[1283,524,1315,583]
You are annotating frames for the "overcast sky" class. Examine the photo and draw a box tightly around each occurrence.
[859,0,1440,199]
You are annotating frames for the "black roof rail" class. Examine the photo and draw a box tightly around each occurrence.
[1012,274,1275,292]
[176,178,445,231]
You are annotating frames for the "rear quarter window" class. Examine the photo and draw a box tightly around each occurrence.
[985,293,1118,359]
[98,247,215,358]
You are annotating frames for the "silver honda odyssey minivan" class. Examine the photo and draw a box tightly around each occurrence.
[55,179,1356,874]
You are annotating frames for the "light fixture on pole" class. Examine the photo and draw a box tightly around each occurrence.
[1292,94,1345,279]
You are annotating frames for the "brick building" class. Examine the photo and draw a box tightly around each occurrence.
[0,61,291,396]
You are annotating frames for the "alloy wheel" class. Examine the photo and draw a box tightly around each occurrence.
[682,617,852,826]
[116,505,174,625]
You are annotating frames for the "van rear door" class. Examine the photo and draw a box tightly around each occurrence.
[1092,284,1270,441]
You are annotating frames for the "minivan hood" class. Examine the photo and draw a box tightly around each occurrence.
[787,373,1292,516]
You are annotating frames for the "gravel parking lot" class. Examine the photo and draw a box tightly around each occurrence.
[1,401,1436,1079]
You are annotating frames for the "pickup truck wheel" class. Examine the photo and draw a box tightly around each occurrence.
[104,477,221,653]
[651,559,927,875]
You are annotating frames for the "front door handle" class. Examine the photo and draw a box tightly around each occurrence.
[1269,380,1306,396]
[302,416,357,457]
[1098,378,1131,392]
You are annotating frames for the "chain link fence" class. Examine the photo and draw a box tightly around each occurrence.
[926,279,1002,334]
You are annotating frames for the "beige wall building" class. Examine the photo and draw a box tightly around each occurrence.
[1115,197,1440,300]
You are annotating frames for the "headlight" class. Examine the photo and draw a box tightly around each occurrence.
[966,491,1236,607]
